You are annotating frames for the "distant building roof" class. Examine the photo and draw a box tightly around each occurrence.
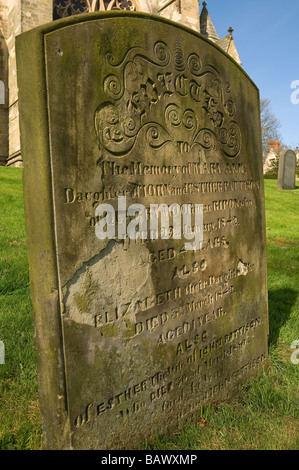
[200,3,242,66]
[269,140,281,150]
[200,2,219,42]
[216,27,242,66]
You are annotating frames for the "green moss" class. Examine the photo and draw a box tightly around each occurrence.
[123,317,136,339]
[74,268,98,313]
[99,323,118,338]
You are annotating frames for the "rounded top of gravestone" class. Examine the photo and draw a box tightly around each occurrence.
[281,149,296,158]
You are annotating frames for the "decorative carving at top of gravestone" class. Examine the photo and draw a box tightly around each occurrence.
[16,12,269,450]
[94,37,242,160]
[277,149,296,190]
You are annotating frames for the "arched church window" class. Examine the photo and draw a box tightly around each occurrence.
[53,0,138,20]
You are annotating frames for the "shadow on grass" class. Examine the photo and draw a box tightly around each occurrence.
[268,288,297,347]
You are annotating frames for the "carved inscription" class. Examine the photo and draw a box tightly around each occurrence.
[94,39,242,159]
[74,345,268,427]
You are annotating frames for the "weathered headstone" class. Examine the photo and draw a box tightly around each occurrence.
[16,12,269,450]
[277,150,296,190]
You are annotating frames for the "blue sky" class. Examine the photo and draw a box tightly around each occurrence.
[205,0,299,148]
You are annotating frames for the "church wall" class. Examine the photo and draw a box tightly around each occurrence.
[148,0,199,32]
[6,0,52,166]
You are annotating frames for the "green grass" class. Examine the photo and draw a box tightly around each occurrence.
[0,168,41,449]
[0,169,298,450]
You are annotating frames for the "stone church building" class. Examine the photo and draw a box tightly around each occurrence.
[0,0,241,166]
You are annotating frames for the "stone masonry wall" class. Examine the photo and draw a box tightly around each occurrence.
[7,0,52,166]
[148,0,200,32]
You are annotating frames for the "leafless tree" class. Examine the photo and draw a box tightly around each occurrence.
[260,98,282,160]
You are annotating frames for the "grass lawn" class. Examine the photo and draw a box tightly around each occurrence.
[0,168,298,450]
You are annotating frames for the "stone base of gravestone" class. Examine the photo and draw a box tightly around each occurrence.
[277,150,296,190]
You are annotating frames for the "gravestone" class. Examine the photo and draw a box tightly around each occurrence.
[277,150,296,190]
[16,12,269,450]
